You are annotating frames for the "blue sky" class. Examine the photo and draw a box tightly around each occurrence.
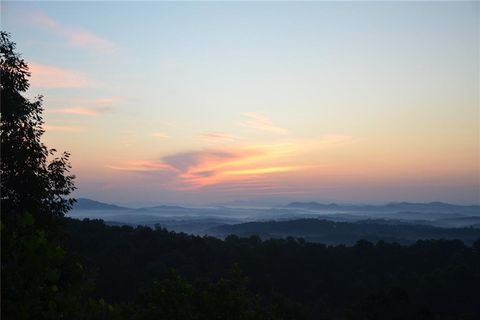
[2,1,479,205]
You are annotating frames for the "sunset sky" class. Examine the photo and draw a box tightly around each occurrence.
[2,1,479,206]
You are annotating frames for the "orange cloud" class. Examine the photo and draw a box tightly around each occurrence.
[224,166,299,176]
[29,63,90,88]
[109,144,299,189]
[241,112,287,134]
[32,12,116,53]
[204,181,283,192]
[108,134,356,190]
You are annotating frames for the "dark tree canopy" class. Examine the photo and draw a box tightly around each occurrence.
[0,31,75,231]
[1,32,94,320]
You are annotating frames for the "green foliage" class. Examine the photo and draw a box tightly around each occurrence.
[0,31,75,233]
[0,32,117,320]
[2,213,81,319]
[84,299,123,320]
[125,267,301,320]
[1,212,123,320]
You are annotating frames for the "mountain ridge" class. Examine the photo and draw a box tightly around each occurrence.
[73,198,131,211]
[285,201,480,213]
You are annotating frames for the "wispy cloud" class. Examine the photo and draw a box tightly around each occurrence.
[199,131,238,143]
[29,63,90,88]
[32,12,57,28]
[31,12,116,53]
[49,106,110,116]
[240,112,287,134]
[43,124,85,132]
[66,30,115,53]
[107,161,174,173]
[48,97,119,116]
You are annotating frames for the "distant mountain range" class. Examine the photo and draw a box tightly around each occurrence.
[70,198,480,234]
[73,198,131,211]
[73,198,189,212]
[285,201,480,214]
[138,205,187,211]
[75,198,480,213]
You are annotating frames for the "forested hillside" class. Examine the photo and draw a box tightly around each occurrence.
[208,218,480,245]
[63,218,480,320]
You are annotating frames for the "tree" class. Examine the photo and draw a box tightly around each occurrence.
[0,32,95,320]
[0,31,75,232]
[126,268,270,320]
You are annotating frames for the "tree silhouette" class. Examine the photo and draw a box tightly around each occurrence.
[0,31,75,232]
[0,32,121,320]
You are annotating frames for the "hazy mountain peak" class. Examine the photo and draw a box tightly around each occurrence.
[73,198,130,211]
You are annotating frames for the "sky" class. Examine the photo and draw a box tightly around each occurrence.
[2,1,479,206]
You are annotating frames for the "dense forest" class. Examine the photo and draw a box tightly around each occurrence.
[63,217,480,320]
[2,31,480,320]
[208,218,480,245]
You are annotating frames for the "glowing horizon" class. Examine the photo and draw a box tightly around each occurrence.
[2,1,479,205]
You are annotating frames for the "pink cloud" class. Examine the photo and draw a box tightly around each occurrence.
[43,124,85,132]
[66,29,115,53]
[240,112,287,134]
[31,12,116,53]
[32,12,58,28]
[107,135,356,190]
[49,107,110,116]
[29,63,90,88]
[109,145,300,189]
[107,161,175,173]
[199,131,238,143]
